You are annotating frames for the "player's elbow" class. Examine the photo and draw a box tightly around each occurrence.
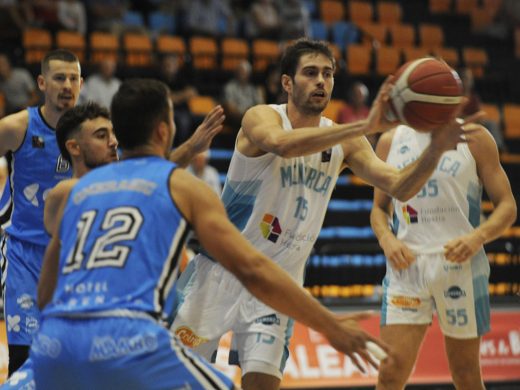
[232,253,268,290]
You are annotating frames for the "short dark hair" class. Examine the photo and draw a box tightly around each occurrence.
[56,102,110,163]
[111,79,170,150]
[280,38,335,79]
[41,49,79,74]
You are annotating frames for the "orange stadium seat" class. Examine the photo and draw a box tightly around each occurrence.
[359,23,388,46]
[188,95,217,116]
[55,30,86,62]
[503,103,520,138]
[388,24,416,48]
[376,46,401,75]
[455,0,479,14]
[402,47,431,62]
[429,0,452,13]
[377,2,402,26]
[480,102,502,124]
[189,36,218,70]
[221,38,250,71]
[348,1,374,25]
[470,8,497,32]
[23,28,52,64]
[320,0,346,25]
[328,43,342,66]
[463,47,488,77]
[346,44,372,75]
[252,39,280,72]
[419,23,444,49]
[89,31,119,64]
[433,47,460,68]
[156,35,186,65]
[123,33,153,67]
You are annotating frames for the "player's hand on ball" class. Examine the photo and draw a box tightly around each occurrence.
[327,311,390,373]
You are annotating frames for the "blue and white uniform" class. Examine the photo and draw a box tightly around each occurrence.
[381,125,490,338]
[172,104,344,378]
[0,106,71,346]
[30,157,234,390]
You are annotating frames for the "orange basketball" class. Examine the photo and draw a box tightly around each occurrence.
[387,57,463,132]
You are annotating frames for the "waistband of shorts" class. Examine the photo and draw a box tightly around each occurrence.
[45,309,161,322]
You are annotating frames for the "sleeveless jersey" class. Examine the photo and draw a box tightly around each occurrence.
[386,125,482,253]
[44,157,189,320]
[0,106,72,246]
[221,104,344,282]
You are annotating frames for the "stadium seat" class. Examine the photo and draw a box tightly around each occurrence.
[322,99,347,122]
[377,2,402,26]
[429,0,452,13]
[189,36,218,70]
[418,23,444,49]
[55,31,86,62]
[221,38,249,71]
[123,33,153,67]
[328,43,342,66]
[23,28,52,64]
[252,39,280,72]
[156,35,186,65]
[402,47,431,62]
[433,47,459,68]
[376,46,401,75]
[462,47,488,77]
[90,31,119,64]
[480,102,502,124]
[148,11,176,35]
[346,44,372,75]
[123,10,145,28]
[348,1,374,25]
[503,103,520,138]
[188,95,217,116]
[388,24,416,48]
[331,21,359,48]
[320,0,346,25]
[454,0,479,14]
[359,23,388,46]
[470,8,496,32]
[310,20,329,41]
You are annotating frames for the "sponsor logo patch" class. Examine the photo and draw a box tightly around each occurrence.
[390,295,421,309]
[17,294,34,310]
[175,326,208,348]
[259,213,282,243]
[444,285,466,299]
[255,314,281,326]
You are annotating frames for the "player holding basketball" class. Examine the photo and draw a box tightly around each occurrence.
[371,121,516,389]
[171,38,480,390]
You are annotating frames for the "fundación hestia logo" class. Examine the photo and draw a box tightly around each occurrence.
[259,213,282,243]
[402,204,418,224]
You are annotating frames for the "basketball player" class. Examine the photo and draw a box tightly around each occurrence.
[171,38,481,390]
[371,123,516,389]
[0,50,79,374]
[30,78,389,389]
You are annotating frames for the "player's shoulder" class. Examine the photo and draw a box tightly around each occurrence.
[48,178,79,201]
[0,109,29,133]
[464,122,499,158]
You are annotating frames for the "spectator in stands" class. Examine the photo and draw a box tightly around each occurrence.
[246,0,280,40]
[184,0,234,37]
[79,58,121,109]
[157,54,198,145]
[337,82,376,147]
[57,0,87,35]
[188,150,222,195]
[85,0,126,35]
[223,60,264,133]
[0,0,33,44]
[260,63,286,104]
[277,0,310,40]
[0,53,39,115]
[460,67,506,152]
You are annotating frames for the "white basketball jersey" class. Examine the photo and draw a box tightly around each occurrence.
[386,125,482,253]
[221,104,344,282]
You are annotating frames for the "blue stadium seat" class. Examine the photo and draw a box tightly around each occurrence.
[123,10,145,28]
[148,11,176,34]
[331,21,359,49]
[310,20,329,40]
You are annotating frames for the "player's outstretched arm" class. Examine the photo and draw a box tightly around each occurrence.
[444,125,517,262]
[0,110,29,156]
[370,131,416,270]
[168,105,225,167]
[38,181,76,309]
[170,169,389,371]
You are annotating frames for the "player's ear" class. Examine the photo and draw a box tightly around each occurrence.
[37,74,46,92]
[281,74,292,94]
[65,139,80,158]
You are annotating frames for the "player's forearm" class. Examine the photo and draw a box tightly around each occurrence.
[271,120,370,158]
[474,201,517,245]
[237,255,340,336]
[388,144,444,201]
[370,206,395,245]
[168,141,195,168]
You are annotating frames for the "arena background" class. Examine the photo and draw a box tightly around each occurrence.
[0,0,519,388]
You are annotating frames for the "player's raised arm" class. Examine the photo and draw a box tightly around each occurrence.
[170,168,389,371]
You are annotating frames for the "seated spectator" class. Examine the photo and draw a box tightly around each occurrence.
[85,0,126,35]
[337,81,375,146]
[79,58,121,109]
[57,0,87,35]
[277,0,310,40]
[0,53,39,114]
[223,60,264,133]
[460,67,506,152]
[187,151,222,195]
[0,0,33,44]
[156,54,198,145]
[246,0,280,40]
[184,0,234,37]
[261,63,286,104]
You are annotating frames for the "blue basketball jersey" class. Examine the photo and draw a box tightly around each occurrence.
[44,156,189,321]
[0,106,72,246]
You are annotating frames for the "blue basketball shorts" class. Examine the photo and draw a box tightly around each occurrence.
[0,358,35,389]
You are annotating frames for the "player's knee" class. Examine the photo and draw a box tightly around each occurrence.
[377,357,410,390]
[450,365,483,390]
[8,345,30,376]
